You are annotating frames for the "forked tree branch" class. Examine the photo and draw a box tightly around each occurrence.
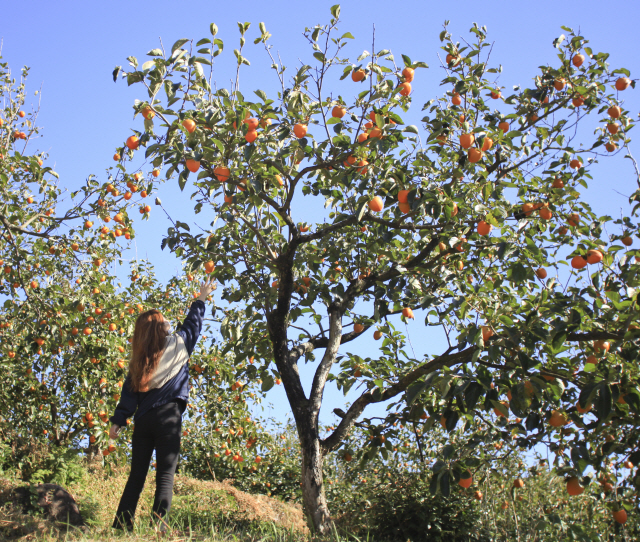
[321,345,473,453]
[236,213,278,260]
[319,326,629,453]
[308,307,343,422]
[0,213,60,240]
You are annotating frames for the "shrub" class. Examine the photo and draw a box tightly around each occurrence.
[0,424,84,486]
[333,471,490,541]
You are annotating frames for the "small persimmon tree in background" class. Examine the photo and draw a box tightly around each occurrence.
[117,5,638,533]
[0,56,182,468]
[0,54,306,492]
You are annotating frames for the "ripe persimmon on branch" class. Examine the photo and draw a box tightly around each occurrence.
[116,4,637,532]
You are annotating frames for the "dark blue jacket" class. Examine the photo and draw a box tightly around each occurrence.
[109,300,206,427]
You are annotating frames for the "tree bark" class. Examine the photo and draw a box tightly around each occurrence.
[266,253,334,533]
[86,441,99,463]
[299,420,332,534]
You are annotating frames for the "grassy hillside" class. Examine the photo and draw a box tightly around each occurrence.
[0,462,310,541]
[0,449,636,541]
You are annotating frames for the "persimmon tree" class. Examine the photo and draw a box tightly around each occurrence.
[0,53,314,491]
[0,56,180,464]
[117,5,639,532]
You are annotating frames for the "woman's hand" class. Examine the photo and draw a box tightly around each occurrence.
[109,424,121,439]
[197,278,217,302]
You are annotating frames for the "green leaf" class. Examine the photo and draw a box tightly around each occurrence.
[171,38,190,53]
[491,400,510,418]
[193,56,212,66]
[147,49,164,57]
[341,32,354,39]
[440,470,450,497]
[442,445,455,460]
[178,170,188,191]
[579,382,597,410]
[444,411,459,432]
[193,62,205,78]
[356,201,368,222]
[244,143,255,162]
[507,262,532,283]
[401,54,412,67]
[510,384,532,418]
[594,383,612,420]
[405,372,438,405]
[210,23,219,37]
[211,139,225,154]
[403,125,419,134]
[429,471,439,495]
[464,382,483,410]
[497,242,515,260]
[213,38,224,57]
[551,331,566,351]
[340,65,353,80]
[330,4,341,19]
[261,374,275,392]
[126,72,144,86]
[498,315,514,327]
[625,389,640,414]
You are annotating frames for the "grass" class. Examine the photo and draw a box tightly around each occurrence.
[0,461,344,542]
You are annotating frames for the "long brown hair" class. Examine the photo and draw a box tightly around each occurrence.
[129,309,169,392]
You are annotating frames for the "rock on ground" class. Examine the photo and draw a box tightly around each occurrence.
[13,483,85,526]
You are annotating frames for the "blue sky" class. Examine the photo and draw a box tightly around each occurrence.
[3,0,639,430]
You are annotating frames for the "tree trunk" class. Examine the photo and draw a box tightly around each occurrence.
[86,442,98,463]
[266,262,337,533]
[300,432,332,534]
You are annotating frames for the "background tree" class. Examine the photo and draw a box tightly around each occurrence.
[0,55,278,489]
[0,56,187,465]
[116,6,638,532]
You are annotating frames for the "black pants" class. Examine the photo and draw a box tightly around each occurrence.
[112,400,184,531]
